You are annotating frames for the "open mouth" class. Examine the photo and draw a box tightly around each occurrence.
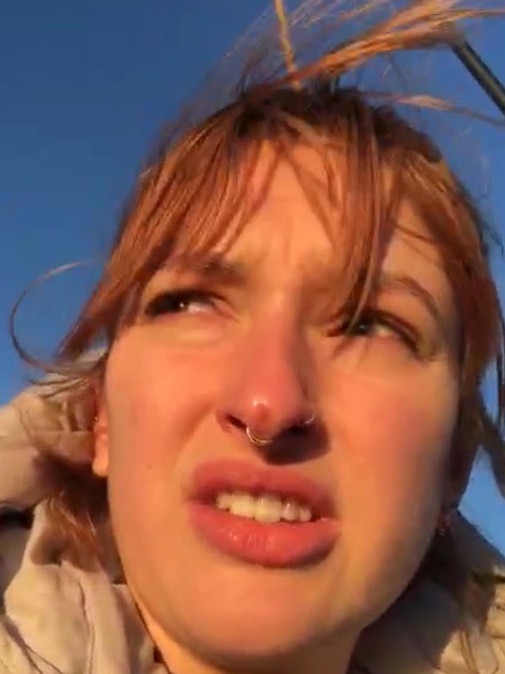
[187,460,337,567]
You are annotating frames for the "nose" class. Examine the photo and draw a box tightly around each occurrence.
[216,317,316,447]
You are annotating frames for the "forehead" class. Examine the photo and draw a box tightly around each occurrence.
[217,145,451,295]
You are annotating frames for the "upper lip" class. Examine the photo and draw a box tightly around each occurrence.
[187,459,334,519]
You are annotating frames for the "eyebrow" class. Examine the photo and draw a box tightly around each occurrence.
[303,261,445,326]
[163,253,249,287]
[377,272,445,327]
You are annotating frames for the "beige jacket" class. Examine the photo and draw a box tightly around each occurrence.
[0,384,504,674]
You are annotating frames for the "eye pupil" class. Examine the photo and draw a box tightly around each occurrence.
[338,311,419,355]
[146,294,180,316]
[351,319,372,336]
[342,316,374,337]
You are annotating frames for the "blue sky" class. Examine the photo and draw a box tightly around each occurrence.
[0,2,504,548]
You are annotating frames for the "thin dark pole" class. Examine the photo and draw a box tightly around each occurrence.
[451,40,505,117]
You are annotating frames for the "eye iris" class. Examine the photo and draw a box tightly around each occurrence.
[145,293,185,316]
[145,291,213,318]
[177,296,191,312]
[344,316,378,337]
[352,319,374,336]
[344,314,405,342]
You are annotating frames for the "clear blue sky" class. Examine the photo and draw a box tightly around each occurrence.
[0,2,504,548]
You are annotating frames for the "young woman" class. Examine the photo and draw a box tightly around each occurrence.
[1,1,504,673]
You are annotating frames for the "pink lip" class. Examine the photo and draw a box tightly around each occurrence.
[187,460,338,567]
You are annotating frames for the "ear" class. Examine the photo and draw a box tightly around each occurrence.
[92,401,110,478]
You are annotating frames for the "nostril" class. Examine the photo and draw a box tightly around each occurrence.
[287,423,311,437]
[219,413,245,434]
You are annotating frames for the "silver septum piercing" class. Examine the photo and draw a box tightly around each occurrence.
[245,412,316,447]
[301,411,316,426]
[245,427,274,447]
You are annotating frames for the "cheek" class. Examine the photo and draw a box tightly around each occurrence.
[101,332,229,571]
[346,400,447,520]
[328,368,457,501]
[327,370,458,576]
[105,331,220,446]
[320,370,458,621]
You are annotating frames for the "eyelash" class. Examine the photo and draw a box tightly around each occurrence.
[337,310,421,354]
[143,288,221,317]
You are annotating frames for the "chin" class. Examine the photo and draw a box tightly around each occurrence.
[131,537,371,663]
[152,563,355,664]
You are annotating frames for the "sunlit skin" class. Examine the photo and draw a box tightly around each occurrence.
[93,146,461,674]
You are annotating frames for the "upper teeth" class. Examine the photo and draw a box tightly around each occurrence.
[215,492,313,524]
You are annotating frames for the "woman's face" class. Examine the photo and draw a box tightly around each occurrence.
[94,147,460,672]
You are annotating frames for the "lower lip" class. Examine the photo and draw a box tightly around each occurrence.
[189,503,338,567]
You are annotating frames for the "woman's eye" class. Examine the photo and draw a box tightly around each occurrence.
[338,312,419,352]
[348,316,393,338]
[143,289,219,318]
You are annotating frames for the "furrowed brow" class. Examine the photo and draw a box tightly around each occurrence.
[379,272,444,326]
[306,264,445,328]
[164,253,249,287]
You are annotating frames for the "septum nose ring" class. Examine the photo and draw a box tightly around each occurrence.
[245,427,273,447]
[245,411,317,448]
